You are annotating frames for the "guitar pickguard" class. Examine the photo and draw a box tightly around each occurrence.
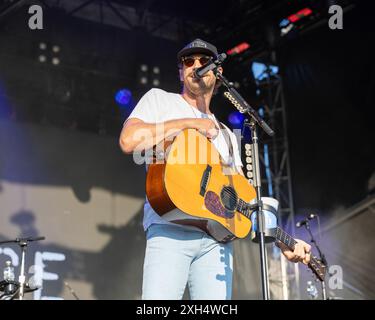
[204,191,235,219]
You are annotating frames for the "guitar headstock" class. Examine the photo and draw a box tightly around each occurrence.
[308,255,327,282]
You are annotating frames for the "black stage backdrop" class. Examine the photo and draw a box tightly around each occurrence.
[280,3,375,214]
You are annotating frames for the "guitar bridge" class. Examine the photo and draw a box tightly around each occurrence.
[200,165,212,196]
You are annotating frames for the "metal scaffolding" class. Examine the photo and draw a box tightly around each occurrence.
[33,0,205,42]
[243,51,300,299]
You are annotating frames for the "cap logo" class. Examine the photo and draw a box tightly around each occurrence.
[192,40,207,48]
[177,39,217,62]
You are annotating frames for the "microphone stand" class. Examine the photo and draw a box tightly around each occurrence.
[301,221,328,300]
[0,236,45,300]
[215,69,274,300]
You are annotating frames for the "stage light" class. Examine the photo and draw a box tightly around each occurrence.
[227,42,250,56]
[246,171,253,178]
[228,111,245,127]
[140,77,148,84]
[245,146,254,181]
[287,7,312,23]
[279,18,290,28]
[138,64,161,87]
[281,24,295,36]
[115,88,132,107]
[280,7,313,36]
[38,55,46,63]
[52,45,60,53]
[251,62,279,82]
[138,64,150,86]
[258,107,265,118]
[52,57,60,65]
[151,66,161,87]
[37,41,61,65]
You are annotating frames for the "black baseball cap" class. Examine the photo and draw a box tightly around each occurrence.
[177,38,218,63]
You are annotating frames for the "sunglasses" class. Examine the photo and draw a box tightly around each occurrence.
[181,55,211,67]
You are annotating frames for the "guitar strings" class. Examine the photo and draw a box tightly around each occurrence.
[221,188,253,217]
[222,189,248,207]
[222,188,246,213]
[222,189,237,202]
[222,187,237,198]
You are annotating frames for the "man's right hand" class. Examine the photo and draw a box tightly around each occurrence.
[192,118,219,139]
[120,117,219,154]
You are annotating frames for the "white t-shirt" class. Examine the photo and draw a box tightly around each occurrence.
[126,88,243,231]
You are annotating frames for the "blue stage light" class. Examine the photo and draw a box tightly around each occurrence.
[252,62,279,82]
[228,111,245,128]
[279,18,290,28]
[115,89,132,107]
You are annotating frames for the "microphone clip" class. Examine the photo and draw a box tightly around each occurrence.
[193,53,227,79]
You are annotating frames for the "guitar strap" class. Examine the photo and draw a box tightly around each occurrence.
[217,121,235,168]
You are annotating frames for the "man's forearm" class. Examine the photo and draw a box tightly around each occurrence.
[120,118,194,153]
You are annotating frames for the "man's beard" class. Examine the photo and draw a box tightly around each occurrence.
[185,76,215,96]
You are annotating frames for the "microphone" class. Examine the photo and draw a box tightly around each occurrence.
[296,213,317,228]
[193,53,227,78]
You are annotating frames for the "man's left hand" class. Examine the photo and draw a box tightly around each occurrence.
[277,239,311,265]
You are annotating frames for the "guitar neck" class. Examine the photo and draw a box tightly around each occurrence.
[275,227,297,249]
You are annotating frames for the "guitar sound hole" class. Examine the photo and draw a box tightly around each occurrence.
[220,186,238,211]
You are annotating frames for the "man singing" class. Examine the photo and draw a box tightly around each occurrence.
[119,39,311,300]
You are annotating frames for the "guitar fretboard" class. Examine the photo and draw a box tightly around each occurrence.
[237,199,252,219]
[275,227,297,249]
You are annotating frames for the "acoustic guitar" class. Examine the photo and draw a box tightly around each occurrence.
[146,128,255,243]
[146,128,326,281]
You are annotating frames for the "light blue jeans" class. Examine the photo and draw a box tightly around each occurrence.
[142,223,233,300]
